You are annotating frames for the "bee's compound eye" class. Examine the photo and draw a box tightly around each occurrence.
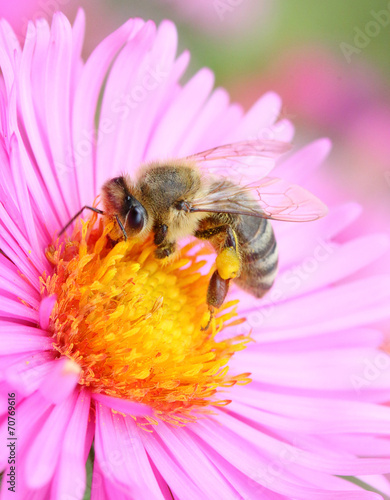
[128,206,144,232]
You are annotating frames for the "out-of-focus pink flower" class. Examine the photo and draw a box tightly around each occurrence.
[231,49,390,172]
[1,11,390,500]
[155,0,273,34]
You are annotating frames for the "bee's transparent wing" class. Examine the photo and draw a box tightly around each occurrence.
[188,177,328,222]
[185,139,292,181]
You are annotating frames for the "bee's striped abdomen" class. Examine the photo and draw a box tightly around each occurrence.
[235,215,278,298]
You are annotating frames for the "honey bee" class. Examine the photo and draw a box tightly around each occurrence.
[61,140,327,326]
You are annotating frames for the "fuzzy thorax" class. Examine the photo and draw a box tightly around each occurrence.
[41,216,251,423]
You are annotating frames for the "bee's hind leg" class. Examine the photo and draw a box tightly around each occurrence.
[201,270,230,330]
[197,225,241,330]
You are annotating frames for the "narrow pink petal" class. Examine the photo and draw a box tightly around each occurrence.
[140,49,190,163]
[271,234,390,304]
[0,468,51,500]
[0,236,38,287]
[0,201,44,277]
[274,138,332,183]
[149,459,178,500]
[0,19,21,63]
[146,67,215,158]
[91,460,128,500]
[5,353,56,396]
[0,352,32,379]
[140,425,206,499]
[38,358,81,404]
[228,91,282,141]
[325,434,390,457]
[175,87,231,156]
[103,20,181,179]
[51,390,91,500]
[188,418,326,499]
[70,8,86,95]
[0,44,16,98]
[240,275,390,342]
[192,414,390,497]
[275,201,362,241]
[244,327,384,352]
[9,135,43,265]
[2,391,52,465]
[44,13,79,217]
[72,17,138,205]
[96,21,157,180]
[92,393,153,417]
[39,295,56,331]
[231,347,390,390]
[94,405,165,499]
[269,118,295,142]
[0,276,39,310]
[0,322,52,338]
[196,439,316,500]
[18,21,69,224]
[358,476,390,497]
[154,421,240,499]
[0,253,40,299]
[25,391,78,489]
[0,296,38,322]
[228,391,390,434]
[0,331,52,355]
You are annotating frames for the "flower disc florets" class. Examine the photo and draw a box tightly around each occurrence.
[40,216,251,422]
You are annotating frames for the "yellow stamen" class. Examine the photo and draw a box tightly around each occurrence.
[40,216,251,423]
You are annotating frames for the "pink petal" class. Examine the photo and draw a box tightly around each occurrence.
[140,424,206,499]
[25,391,78,489]
[240,275,390,342]
[0,329,52,355]
[94,405,165,499]
[96,21,157,180]
[18,21,67,228]
[154,421,239,499]
[39,295,56,331]
[51,390,91,500]
[72,17,138,205]
[146,67,215,158]
[38,357,81,404]
[270,234,390,304]
[229,91,282,141]
[4,352,56,396]
[0,295,38,322]
[92,393,153,417]
[274,138,332,183]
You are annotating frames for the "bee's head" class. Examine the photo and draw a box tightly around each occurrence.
[102,176,148,237]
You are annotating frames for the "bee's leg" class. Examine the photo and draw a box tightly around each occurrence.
[59,206,104,236]
[153,224,168,246]
[154,241,177,259]
[201,270,230,330]
[216,226,241,280]
[196,225,241,330]
[195,225,241,280]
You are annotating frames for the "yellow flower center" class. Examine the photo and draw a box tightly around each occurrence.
[40,216,251,423]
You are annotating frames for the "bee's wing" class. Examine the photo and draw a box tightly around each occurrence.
[185,139,292,181]
[189,177,328,222]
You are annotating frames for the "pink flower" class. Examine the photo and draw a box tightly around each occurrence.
[153,0,272,34]
[1,10,390,499]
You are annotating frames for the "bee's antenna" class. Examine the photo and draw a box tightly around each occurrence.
[59,206,104,236]
[115,215,128,241]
